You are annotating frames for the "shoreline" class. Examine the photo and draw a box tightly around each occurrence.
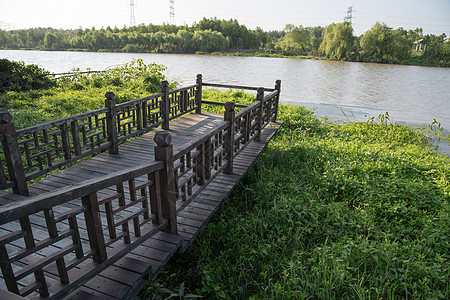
[289,101,450,157]
[2,48,449,68]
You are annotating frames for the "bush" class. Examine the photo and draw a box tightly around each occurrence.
[140,94,450,299]
[0,59,56,93]
[0,59,170,128]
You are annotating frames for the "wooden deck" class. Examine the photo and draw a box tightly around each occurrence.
[0,114,281,299]
[0,77,282,299]
[65,116,281,300]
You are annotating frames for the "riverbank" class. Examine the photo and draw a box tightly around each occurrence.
[3,47,449,68]
[199,50,449,68]
[140,91,450,299]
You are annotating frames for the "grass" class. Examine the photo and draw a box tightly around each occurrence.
[0,58,172,128]
[2,63,448,299]
[140,91,450,299]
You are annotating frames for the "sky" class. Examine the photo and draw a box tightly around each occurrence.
[0,0,449,36]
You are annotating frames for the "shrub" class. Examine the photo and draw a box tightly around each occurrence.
[0,59,56,93]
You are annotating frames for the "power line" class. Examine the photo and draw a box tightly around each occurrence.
[355,10,450,22]
[353,16,450,28]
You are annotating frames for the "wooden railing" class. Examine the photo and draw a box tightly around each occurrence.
[0,77,206,196]
[0,76,281,299]
[0,158,167,299]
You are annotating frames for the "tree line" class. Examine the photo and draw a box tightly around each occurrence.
[1,17,449,66]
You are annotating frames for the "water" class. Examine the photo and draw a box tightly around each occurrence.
[1,50,449,131]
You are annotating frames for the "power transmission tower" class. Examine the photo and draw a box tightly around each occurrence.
[0,21,15,31]
[344,6,353,23]
[169,0,175,25]
[130,0,136,27]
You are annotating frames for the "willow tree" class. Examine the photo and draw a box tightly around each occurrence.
[319,22,354,60]
[280,24,311,52]
[360,22,411,62]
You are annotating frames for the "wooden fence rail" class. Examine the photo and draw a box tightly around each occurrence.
[0,158,168,299]
[0,75,281,299]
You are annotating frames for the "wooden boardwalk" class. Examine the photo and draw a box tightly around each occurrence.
[65,117,280,300]
[0,77,282,299]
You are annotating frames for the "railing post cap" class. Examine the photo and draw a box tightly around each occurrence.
[197,74,202,79]
[225,102,235,111]
[105,92,115,100]
[154,130,172,147]
[0,111,13,124]
[162,81,169,87]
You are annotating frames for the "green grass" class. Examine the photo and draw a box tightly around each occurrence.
[0,58,172,128]
[141,91,450,299]
[2,63,448,299]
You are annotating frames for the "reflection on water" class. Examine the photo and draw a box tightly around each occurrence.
[1,50,449,130]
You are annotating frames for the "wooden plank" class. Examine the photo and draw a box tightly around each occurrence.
[99,266,141,287]
[64,287,119,300]
[0,289,25,300]
[112,256,152,278]
[83,276,130,299]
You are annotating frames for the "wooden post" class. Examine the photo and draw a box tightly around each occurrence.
[105,92,118,154]
[195,74,202,114]
[196,143,205,185]
[161,81,170,130]
[82,193,108,263]
[273,80,281,122]
[0,245,20,294]
[70,120,82,156]
[204,138,212,180]
[142,101,148,129]
[154,131,177,233]
[60,122,71,160]
[0,112,28,195]
[255,88,264,142]
[20,216,49,297]
[224,102,235,175]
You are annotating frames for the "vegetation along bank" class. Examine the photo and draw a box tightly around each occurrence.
[1,18,449,66]
[1,60,449,299]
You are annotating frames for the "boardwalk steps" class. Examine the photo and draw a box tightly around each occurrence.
[0,77,282,299]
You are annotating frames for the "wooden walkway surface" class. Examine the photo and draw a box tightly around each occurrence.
[0,113,281,300]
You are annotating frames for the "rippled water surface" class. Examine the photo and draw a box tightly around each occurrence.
[1,50,449,129]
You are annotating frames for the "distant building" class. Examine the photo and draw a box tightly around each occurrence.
[413,39,427,51]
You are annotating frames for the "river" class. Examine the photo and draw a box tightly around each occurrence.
[1,50,449,132]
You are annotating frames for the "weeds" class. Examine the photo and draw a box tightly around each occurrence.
[0,58,170,128]
[140,91,450,299]
[427,118,445,146]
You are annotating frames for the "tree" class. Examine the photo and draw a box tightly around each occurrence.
[0,30,10,48]
[360,22,412,62]
[281,24,311,52]
[319,22,354,59]
[309,26,324,52]
[423,33,449,64]
[192,30,229,52]
[44,32,59,49]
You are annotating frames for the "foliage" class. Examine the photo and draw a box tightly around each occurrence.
[1,19,448,66]
[0,59,55,93]
[0,58,170,128]
[193,18,259,49]
[319,22,355,60]
[360,22,412,63]
[280,24,311,52]
[140,90,450,299]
